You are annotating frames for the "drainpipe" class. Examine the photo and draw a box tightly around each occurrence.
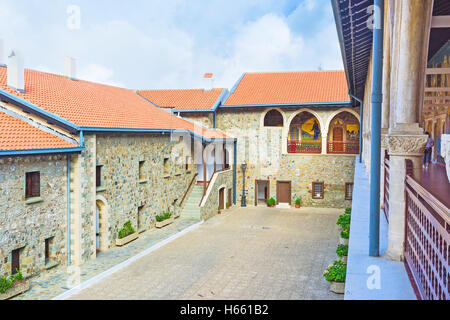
[162,108,174,153]
[233,140,237,205]
[369,0,384,257]
[349,92,364,163]
[213,111,216,129]
[67,154,71,266]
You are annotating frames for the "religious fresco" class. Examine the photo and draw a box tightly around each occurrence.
[328,112,360,142]
[289,112,321,141]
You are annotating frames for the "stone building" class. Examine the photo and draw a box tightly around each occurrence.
[141,72,362,209]
[0,64,235,277]
[332,0,449,300]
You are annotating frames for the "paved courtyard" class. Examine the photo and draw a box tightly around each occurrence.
[69,206,344,300]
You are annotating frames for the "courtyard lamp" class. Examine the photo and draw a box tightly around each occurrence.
[241,161,247,207]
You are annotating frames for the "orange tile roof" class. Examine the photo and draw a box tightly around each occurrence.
[137,88,226,110]
[224,71,350,106]
[0,111,77,151]
[0,67,228,140]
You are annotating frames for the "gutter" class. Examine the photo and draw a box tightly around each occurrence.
[0,147,85,157]
[348,92,364,163]
[67,154,71,266]
[220,101,352,109]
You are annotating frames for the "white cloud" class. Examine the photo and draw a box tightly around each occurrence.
[78,63,124,87]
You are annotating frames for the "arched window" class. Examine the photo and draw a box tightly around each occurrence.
[288,112,322,153]
[264,110,284,127]
[327,111,360,154]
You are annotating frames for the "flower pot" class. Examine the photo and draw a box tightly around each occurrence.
[156,217,174,229]
[339,256,348,264]
[0,279,30,300]
[339,237,349,245]
[269,205,275,208]
[295,204,300,208]
[226,206,230,210]
[218,211,221,214]
[330,281,345,294]
[116,232,138,246]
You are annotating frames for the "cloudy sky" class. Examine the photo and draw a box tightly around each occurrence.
[0,0,343,89]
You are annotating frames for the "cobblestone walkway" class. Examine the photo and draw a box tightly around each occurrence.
[69,207,344,300]
[13,218,201,300]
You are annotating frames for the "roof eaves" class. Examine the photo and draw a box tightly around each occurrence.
[0,146,85,157]
[220,101,352,108]
[0,88,80,134]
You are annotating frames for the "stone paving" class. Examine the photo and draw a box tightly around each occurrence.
[13,217,201,300]
[69,207,344,300]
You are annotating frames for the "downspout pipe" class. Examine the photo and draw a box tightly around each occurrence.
[67,154,71,266]
[369,0,384,257]
[348,92,364,163]
[162,108,174,153]
[233,140,237,205]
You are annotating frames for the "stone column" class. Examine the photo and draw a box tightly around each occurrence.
[321,128,328,155]
[385,135,427,260]
[384,0,433,261]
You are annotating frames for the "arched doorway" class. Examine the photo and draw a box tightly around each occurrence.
[95,197,109,253]
[327,112,360,154]
[287,111,322,153]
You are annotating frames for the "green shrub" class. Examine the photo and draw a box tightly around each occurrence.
[323,260,347,283]
[118,220,136,239]
[267,198,276,206]
[226,202,230,208]
[340,228,350,239]
[156,212,172,222]
[295,198,301,205]
[337,214,351,229]
[336,244,349,257]
[0,275,12,294]
[11,269,24,282]
[345,207,352,215]
[218,205,221,211]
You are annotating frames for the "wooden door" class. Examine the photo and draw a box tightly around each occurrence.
[228,188,232,206]
[276,181,291,204]
[333,127,344,152]
[219,188,225,210]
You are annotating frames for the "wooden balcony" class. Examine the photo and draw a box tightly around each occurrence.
[287,140,321,154]
[327,141,360,154]
[404,160,449,300]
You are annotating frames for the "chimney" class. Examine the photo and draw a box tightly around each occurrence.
[203,73,213,91]
[63,56,77,80]
[0,39,5,66]
[7,50,25,93]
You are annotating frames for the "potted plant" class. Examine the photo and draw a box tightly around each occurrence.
[336,244,349,263]
[295,198,301,209]
[340,227,350,245]
[0,269,30,300]
[345,207,352,215]
[323,260,347,294]
[218,205,221,214]
[226,202,231,210]
[267,197,276,208]
[337,214,351,230]
[116,220,138,246]
[156,211,174,228]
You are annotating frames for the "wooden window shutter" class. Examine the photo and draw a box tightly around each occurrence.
[31,172,40,197]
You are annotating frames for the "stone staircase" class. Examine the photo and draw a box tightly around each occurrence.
[180,185,203,220]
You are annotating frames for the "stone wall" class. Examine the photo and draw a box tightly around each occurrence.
[200,169,233,220]
[0,155,68,277]
[180,112,213,128]
[215,107,358,208]
[93,133,196,250]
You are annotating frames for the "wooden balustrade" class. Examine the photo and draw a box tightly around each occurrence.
[327,141,360,154]
[404,159,450,300]
[287,140,322,154]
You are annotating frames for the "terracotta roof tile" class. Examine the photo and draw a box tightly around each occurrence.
[138,88,226,110]
[224,71,350,106]
[0,67,228,140]
[0,111,77,151]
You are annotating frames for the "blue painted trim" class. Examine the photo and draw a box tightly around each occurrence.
[0,88,80,133]
[79,130,84,147]
[221,73,245,106]
[67,154,71,266]
[135,91,162,109]
[369,0,384,257]
[211,89,229,112]
[0,147,85,156]
[233,140,237,205]
[221,101,352,108]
